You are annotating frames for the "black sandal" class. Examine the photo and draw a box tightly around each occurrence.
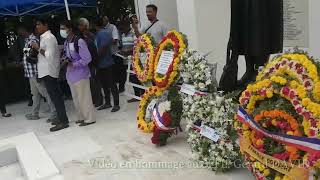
[79,122,96,127]
[75,120,85,124]
[2,113,12,118]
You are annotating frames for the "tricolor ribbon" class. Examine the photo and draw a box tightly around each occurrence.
[237,107,320,154]
[152,105,177,133]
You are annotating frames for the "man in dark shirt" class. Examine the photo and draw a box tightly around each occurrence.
[94,18,120,112]
[0,20,12,118]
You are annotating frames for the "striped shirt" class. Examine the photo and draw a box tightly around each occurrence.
[23,34,39,78]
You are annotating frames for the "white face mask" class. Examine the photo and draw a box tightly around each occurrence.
[60,30,68,38]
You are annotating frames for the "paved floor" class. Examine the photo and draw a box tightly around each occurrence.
[0,94,254,180]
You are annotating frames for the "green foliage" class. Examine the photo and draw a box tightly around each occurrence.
[168,87,183,127]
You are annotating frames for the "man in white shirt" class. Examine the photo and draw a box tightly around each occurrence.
[32,18,69,132]
[132,4,169,44]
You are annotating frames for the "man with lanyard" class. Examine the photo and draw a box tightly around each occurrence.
[17,25,56,121]
[132,4,168,44]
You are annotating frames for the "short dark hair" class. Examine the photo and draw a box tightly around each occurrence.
[94,17,104,27]
[36,17,50,27]
[60,20,78,33]
[18,23,34,33]
[146,4,158,12]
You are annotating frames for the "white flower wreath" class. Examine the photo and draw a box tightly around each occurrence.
[179,50,240,172]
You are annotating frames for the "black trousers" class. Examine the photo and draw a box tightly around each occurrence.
[90,66,103,106]
[97,67,119,106]
[42,76,69,124]
[0,69,7,114]
[112,55,127,90]
[129,74,145,97]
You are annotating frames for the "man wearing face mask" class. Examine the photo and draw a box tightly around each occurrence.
[32,18,69,132]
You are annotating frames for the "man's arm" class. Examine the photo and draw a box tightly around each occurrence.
[132,17,142,38]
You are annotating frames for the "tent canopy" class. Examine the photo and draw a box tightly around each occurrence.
[0,0,96,16]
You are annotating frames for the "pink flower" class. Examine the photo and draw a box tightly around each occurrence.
[296,107,303,114]
[245,91,251,97]
[310,129,316,137]
[282,86,290,96]
[293,100,299,106]
[275,63,280,69]
[289,62,294,68]
[304,81,311,88]
[289,91,296,99]
[303,112,312,120]
[310,119,317,127]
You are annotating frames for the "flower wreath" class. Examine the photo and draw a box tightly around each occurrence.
[151,87,183,146]
[153,30,187,89]
[235,51,320,180]
[136,30,187,133]
[180,50,240,172]
[132,34,155,83]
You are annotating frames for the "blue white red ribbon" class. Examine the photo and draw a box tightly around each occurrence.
[152,105,177,132]
[237,107,320,154]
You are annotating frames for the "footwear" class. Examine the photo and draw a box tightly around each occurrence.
[2,113,12,118]
[119,88,125,93]
[97,104,112,111]
[51,121,60,126]
[28,99,33,107]
[25,114,40,120]
[111,106,120,112]
[94,103,103,108]
[47,117,58,123]
[50,123,69,132]
[79,121,96,127]
[127,98,139,103]
[75,120,84,124]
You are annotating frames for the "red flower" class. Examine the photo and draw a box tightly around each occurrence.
[289,62,294,68]
[151,127,161,145]
[162,112,172,127]
[310,119,317,127]
[296,107,303,113]
[297,68,303,74]
[282,86,290,96]
[310,129,316,137]
[303,112,312,120]
[293,100,299,106]
[305,81,311,88]
[289,91,296,99]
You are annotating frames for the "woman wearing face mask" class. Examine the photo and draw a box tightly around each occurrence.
[60,20,96,126]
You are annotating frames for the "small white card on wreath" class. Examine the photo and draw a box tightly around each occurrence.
[200,125,220,142]
[156,51,174,75]
[140,53,147,68]
[180,84,196,96]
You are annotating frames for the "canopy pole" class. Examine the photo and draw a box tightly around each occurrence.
[64,0,71,20]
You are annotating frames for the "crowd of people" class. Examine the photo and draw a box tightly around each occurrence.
[0,4,168,132]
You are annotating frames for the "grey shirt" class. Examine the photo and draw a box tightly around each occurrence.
[141,20,168,44]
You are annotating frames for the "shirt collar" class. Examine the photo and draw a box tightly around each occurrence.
[40,30,51,38]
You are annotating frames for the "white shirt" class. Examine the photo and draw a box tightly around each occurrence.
[141,20,168,44]
[105,23,120,54]
[37,30,60,78]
